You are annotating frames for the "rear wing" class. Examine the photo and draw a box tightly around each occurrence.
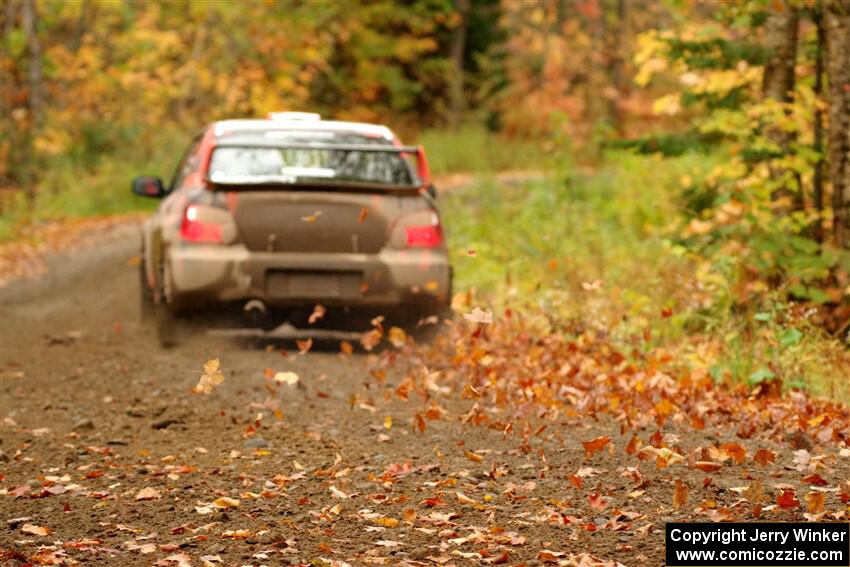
[205,142,432,189]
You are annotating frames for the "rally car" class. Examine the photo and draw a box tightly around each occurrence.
[133,112,451,345]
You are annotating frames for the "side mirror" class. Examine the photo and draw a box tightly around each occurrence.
[425,184,437,199]
[132,176,166,198]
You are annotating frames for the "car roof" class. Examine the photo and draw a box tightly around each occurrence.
[212,119,396,142]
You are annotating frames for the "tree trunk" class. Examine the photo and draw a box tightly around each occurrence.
[22,0,43,126]
[762,0,800,211]
[448,0,470,131]
[21,0,43,209]
[812,3,826,243]
[762,1,799,103]
[825,0,850,248]
[604,0,628,135]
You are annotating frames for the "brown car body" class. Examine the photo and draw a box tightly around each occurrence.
[134,114,451,344]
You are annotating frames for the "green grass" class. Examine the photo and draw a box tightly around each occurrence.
[417,124,550,175]
[441,150,849,404]
[0,128,188,242]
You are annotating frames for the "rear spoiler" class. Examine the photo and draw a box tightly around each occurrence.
[206,142,432,188]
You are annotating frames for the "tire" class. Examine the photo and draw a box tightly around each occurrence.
[139,261,154,321]
[154,256,181,348]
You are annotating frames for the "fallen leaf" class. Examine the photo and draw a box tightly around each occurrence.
[673,479,688,510]
[329,486,351,499]
[753,448,776,466]
[273,371,299,386]
[693,461,722,473]
[21,523,50,536]
[135,487,161,501]
[464,449,484,463]
[777,489,800,509]
[805,491,825,513]
[212,496,240,508]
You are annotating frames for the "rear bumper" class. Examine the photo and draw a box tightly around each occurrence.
[167,243,450,308]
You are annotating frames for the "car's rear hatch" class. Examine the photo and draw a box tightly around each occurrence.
[230,189,392,254]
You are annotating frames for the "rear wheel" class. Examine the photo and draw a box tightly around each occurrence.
[154,256,183,348]
[139,261,154,321]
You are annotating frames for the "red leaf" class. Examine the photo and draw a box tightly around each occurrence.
[777,489,800,509]
[802,474,828,486]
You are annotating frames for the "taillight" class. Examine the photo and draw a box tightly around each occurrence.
[405,225,443,248]
[180,205,222,243]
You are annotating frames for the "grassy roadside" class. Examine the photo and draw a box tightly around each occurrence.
[440,151,850,404]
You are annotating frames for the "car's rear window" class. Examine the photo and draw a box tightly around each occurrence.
[209,131,414,186]
[209,146,414,186]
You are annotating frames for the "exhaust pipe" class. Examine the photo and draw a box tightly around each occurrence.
[243,299,269,329]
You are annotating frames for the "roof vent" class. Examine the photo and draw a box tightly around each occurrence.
[267,112,321,121]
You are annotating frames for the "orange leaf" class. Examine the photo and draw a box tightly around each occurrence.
[777,489,800,509]
[581,435,611,458]
[340,341,353,355]
[625,434,640,455]
[588,493,607,512]
[805,491,825,513]
[720,443,746,464]
[673,479,688,510]
[753,448,776,466]
[693,461,722,473]
[296,338,312,355]
[358,207,368,223]
[569,474,583,489]
[309,304,326,324]
[464,450,483,463]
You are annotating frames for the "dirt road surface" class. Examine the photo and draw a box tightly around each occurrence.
[2,226,849,567]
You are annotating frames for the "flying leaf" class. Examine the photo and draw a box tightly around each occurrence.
[464,307,493,325]
[194,358,225,394]
[309,304,326,324]
[581,435,611,458]
[296,338,312,355]
[388,327,407,348]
